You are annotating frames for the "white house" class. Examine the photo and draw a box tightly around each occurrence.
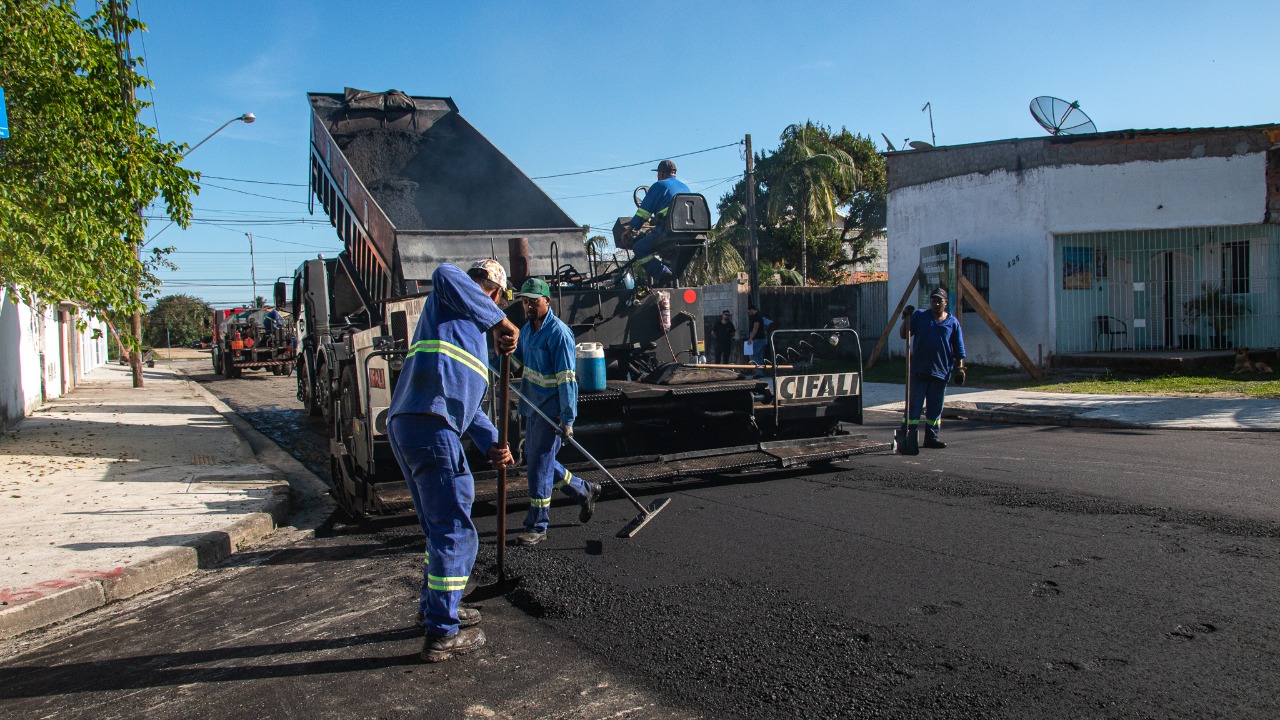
[0,287,109,428]
[885,124,1280,366]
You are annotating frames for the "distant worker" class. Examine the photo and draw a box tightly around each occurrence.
[898,287,966,449]
[621,159,690,285]
[745,305,774,375]
[262,307,283,345]
[711,310,737,364]
[510,277,599,547]
[387,259,520,663]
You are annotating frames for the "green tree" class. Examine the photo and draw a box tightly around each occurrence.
[0,1,198,323]
[715,123,885,286]
[763,122,860,284]
[145,294,213,348]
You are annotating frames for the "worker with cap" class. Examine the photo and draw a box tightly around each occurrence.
[509,277,599,546]
[620,159,691,285]
[898,286,966,449]
[387,258,520,663]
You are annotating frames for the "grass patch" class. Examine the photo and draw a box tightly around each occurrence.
[861,358,1280,399]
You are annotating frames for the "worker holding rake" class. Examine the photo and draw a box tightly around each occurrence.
[510,277,599,547]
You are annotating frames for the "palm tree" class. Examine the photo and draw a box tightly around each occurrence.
[764,122,860,284]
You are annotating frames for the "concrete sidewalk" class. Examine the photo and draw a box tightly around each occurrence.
[0,364,289,639]
[863,382,1280,431]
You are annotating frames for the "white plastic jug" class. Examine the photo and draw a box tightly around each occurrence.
[575,342,606,392]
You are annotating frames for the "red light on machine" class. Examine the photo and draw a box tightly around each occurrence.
[683,289,697,304]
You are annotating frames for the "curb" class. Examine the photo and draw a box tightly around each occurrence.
[0,370,294,641]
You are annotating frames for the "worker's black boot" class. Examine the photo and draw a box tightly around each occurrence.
[421,627,486,663]
[579,482,600,524]
[923,436,947,449]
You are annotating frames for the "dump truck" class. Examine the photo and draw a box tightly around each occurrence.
[287,88,887,518]
[210,306,295,379]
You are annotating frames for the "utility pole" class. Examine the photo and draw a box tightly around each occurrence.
[744,134,759,310]
[246,232,258,305]
[107,0,145,388]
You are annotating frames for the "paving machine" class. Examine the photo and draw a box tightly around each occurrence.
[290,88,887,519]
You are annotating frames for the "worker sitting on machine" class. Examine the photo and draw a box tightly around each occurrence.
[619,159,690,286]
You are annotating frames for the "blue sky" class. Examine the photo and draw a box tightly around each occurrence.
[124,0,1277,308]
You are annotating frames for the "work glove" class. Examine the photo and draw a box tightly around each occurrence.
[953,366,967,385]
[902,305,915,320]
[560,423,574,440]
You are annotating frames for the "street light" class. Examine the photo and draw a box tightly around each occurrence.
[132,112,256,387]
[184,112,255,157]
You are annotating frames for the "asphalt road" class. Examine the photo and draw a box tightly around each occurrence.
[1,361,1276,719]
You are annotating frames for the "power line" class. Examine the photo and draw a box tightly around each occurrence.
[530,141,742,180]
[554,174,740,201]
[202,174,308,187]
[199,181,309,204]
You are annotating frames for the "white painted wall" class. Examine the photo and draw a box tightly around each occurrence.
[0,287,109,427]
[887,152,1269,366]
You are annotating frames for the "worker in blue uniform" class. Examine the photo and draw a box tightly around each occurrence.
[387,258,520,663]
[509,277,600,547]
[898,287,966,449]
[621,159,691,285]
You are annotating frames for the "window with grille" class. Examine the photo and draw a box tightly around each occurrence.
[1222,241,1250,294]
[961,258,990,312]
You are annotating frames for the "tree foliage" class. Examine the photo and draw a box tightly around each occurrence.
[144,294,212,348]
[716,122,887,285]
[0,1,198,320]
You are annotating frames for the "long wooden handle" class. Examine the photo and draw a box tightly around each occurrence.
[495,354,511,578]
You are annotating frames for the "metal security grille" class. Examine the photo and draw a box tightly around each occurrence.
[1054,225,1280,353]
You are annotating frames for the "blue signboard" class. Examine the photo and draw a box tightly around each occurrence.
[0,87,8,139]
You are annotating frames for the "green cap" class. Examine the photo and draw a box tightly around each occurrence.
[514,277,551,299]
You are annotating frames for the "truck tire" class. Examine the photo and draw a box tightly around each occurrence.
[224,358,241,379]
[299,361,322,417]
[281,363,292,378]
[212,348,223,375]
[318,361,334,428]
[338,365,363,451]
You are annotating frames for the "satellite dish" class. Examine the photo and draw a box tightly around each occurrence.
[1030,96,1097,135]
[880,133,898,152]
[908,140,934,150]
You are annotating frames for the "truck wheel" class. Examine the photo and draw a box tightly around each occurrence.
[281,363,292,378]
[299,362,321,417]
[224,360,241,379]
[213,349,223,375]
[318,362,334,428]
[338,365,363,450]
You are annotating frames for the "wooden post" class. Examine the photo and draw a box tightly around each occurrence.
[745,134,759,310]
[866,267,921,370]
[954,252,963,324]
[957,273,1044,379]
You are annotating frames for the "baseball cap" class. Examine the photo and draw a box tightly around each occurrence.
[655,159,677,174]
[514,277,551,299]
[930,287,948,301]
[467,259,508,290]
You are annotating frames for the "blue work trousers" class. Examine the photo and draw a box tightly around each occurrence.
[523,414,592,533]
[388,413,477,637]
[632,230,672,281]
[900,373,948,440]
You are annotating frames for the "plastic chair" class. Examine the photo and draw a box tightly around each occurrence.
[1094,315,1128,351]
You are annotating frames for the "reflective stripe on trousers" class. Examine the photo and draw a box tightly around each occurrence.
[523,415,592,533]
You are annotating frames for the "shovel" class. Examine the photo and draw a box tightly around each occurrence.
[893,306,920,456]
[463,354,521,602]
[495,368,671,539]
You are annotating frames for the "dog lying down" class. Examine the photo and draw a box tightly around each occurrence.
[1233,347,1274,374]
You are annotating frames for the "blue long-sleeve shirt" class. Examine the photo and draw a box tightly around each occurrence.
[514,311,578,427]
[627,176,691,230]
[909,309,966,381]
[388,264,507,450]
